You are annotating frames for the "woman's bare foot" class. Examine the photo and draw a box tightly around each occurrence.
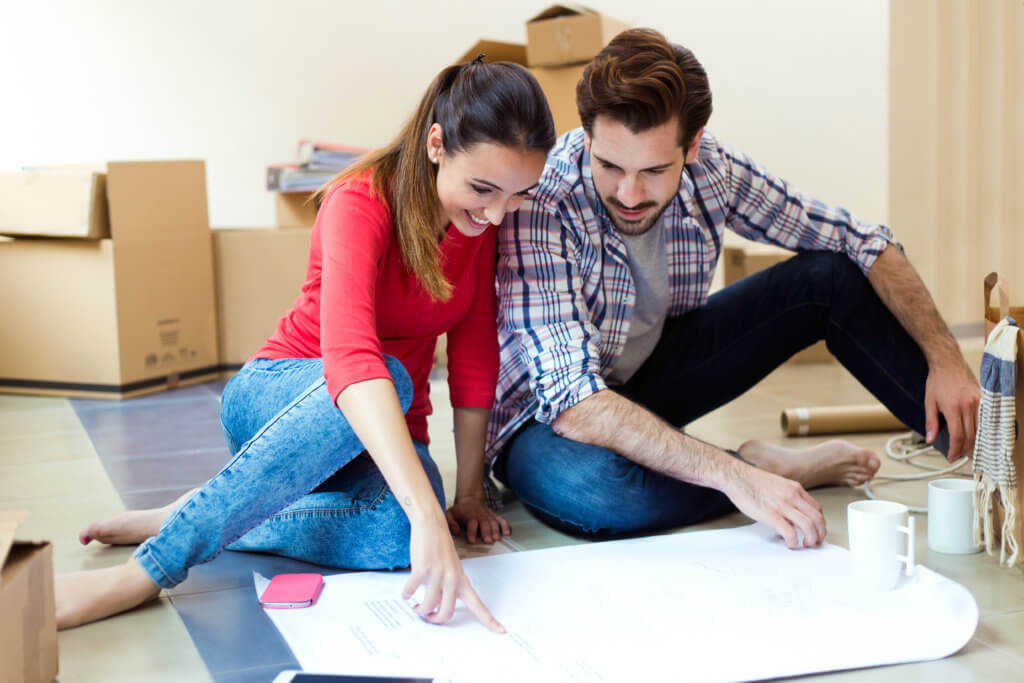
[79,489,197,546]
[737,439,880,489]
[55,559,161,630]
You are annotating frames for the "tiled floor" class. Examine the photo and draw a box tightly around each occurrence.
[3,352,1023,682]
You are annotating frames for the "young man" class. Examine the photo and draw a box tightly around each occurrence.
[485,28,979,549]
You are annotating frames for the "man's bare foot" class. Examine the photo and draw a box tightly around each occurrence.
[737,439,880,489]
[79,489,197,546]
[55,559,161,630]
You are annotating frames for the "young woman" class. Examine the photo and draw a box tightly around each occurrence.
[56,57,555,631]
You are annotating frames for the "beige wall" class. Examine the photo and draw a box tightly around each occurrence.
[1,0,888,230]
[890,0,1023,326]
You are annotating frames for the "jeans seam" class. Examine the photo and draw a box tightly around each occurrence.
[269,485,392,519]
[136,545,175,588]
[517,492,603,536]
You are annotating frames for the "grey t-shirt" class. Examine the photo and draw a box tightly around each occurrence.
[607,221,671,385]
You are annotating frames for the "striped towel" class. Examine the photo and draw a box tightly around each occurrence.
[974,317,1022,566]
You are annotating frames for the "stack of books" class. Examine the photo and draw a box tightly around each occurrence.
[266,140,367,192]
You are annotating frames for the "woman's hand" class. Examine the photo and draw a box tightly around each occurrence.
[402,513,505,633]
[446,495,511,544]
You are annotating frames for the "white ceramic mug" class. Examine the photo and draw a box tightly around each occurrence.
[847,500,915,591]
[928,478,981,554]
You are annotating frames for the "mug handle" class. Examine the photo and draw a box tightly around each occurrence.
[898,515,916,576]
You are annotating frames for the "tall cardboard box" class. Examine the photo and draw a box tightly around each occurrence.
[0,169,110,239]
[0,511,57,683]
[213,227,312,371]
[525,4,630,67]
[457,40,586,137]
[721,233,834,363]
[275,192,319,228]
[0,161,221,398]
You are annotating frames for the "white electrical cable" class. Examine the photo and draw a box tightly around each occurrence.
[861,432,971,513]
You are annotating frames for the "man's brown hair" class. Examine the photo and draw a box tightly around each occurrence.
[576,28,712,151]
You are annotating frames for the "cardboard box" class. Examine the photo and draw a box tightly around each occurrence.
[0,169,110,239]
[721,233,834,363]
[525,4,630,67]
[0,510,58,683]
[213,227,311,370]
[0,161,221,399]
[275,191,319,228]
[529,64,587,137]
[458,40,584,137]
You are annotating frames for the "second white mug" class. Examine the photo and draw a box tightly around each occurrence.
[928,478,981,555]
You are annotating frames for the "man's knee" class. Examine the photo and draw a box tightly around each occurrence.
[503,422,649,536]
[795,250,865,286]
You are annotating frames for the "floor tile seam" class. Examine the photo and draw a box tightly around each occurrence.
[168,584,253,599]
[70,390,222,408]
[70,401,220,415]
[967,633,1024,663]
[212,662,295,677]
[75,423,226,440]
[978,605,1024,618]
[0,404,77,416]
[98,446,231,462]
[0,461,111,478]
[0,427,97,443]
[0,455,97,468]
[114,484,203,495]
[688,411,785,427]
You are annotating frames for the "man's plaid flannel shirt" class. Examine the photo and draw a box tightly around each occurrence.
[483,128,897,508]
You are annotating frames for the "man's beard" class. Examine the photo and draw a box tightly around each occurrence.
[601,194,675,236]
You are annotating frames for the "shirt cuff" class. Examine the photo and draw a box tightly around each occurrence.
[534,371,608,425]
[853,226,903,275]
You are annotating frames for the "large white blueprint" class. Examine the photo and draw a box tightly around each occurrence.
[257,524,978,682]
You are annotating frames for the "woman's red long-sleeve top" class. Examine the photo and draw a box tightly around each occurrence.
[254,175,499,444]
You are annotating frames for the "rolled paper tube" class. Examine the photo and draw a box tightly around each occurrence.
[780,404,907,436]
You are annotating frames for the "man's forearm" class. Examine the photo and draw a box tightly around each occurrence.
[551,389,739,489]
[866,245,960,366]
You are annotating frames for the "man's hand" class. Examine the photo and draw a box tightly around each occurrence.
[446,496,511,544]
[719,461,827,549]
[866,245,979,461]
[925,356,980,461]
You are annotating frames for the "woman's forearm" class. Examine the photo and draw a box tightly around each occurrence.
[336,378,445,523]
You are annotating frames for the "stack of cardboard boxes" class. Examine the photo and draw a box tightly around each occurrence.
[0,161,222,399]
[460,4,630,136]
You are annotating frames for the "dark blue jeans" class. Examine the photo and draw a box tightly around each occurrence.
[497,251,944,539]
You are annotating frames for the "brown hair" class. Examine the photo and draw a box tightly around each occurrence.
[318,60,555,301]
[576,28,712,151]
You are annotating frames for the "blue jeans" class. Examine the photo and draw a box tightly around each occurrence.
[497,251,947,538]
[134,356,444,589]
